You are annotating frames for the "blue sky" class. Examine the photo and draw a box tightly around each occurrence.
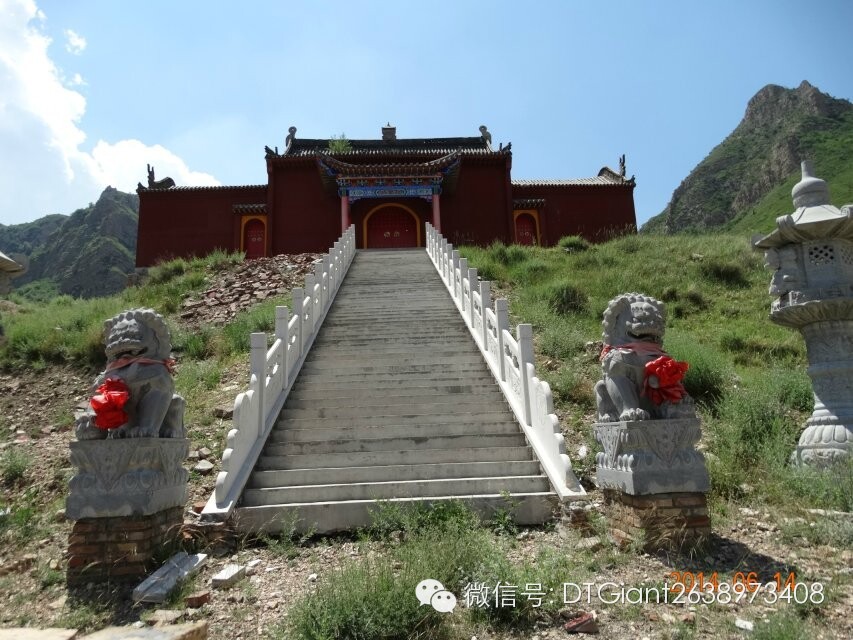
[1,0,852,228]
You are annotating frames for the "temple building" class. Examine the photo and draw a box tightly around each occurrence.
[135,125,636,266]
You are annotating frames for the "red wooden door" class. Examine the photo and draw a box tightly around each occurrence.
[367,207,418,248]
[243,218,266,259]
[515,213,537,245]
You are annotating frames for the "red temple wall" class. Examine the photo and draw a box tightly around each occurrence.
[512,184,636,244]
[136,186,266,267]
[270,162,340,254]
[440,160,512,246]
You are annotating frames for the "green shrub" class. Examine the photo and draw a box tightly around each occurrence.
[284,511,498,639]
[504,245,528,265]
[545,281,588,315]
[699,259,748,287]
[475,258,503,283]
[363,500,481,542]
[557,235,591,253]
[147,258,188,285]
[1,448,30,486]
[664,333,729,408]
[512,259,549,284]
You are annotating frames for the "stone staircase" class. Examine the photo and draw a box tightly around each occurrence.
[233,250,556,533]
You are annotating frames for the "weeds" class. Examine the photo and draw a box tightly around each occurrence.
[1,448,31,486]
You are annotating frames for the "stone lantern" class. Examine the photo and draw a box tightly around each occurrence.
[754,161,853,466]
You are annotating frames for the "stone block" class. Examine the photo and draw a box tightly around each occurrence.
[0,630,78,640]
[211,564,245,589]
[594,419,710,495]
[132,552,208,604]
[66,438,190,520]
[82,622,208,639]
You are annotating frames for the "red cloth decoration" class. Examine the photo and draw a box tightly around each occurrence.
[600,341,665,361]
[90,378,131,430]
[106,357,175,375]
[643,355,689,405]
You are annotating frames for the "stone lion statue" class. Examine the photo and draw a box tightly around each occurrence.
[75,308,185,440]
[594,293,695,422]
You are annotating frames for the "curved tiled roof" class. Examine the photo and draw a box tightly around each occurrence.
[141,184,267,193]
[233,203,267,214]
[513,198,546,209]
[285,136,489,156]
[513,167,635,188]
[317,151,461,177]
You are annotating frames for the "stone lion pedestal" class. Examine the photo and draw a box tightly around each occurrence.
[594,419,710,550]
[592,294,711,551]
[66,308,189,585]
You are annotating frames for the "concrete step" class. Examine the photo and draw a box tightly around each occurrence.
[272,419,521,443]
[234,493,557,535]
[249,460,543,487]
[278,411,515,429]
[287,381,501,400]
[296,363,489,377]
[279,400,501,420]
[242,474,550,506]
[298,355,485,370]
[291,372,497,387]
[284,391,506,410]
[257,444,535,470]
[263,432,527,456]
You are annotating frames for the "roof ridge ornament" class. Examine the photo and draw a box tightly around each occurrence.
[479,125,492,150]
[285,126,297,150]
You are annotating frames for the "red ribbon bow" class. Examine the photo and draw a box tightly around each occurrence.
[90,378,131,429]
[643,355,689,405]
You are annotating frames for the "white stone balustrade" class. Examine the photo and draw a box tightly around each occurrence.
[203,226,356,519]
[425,223,585,499]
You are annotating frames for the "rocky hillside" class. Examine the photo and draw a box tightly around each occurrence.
[0,187,138,298]
[645,81,853,233]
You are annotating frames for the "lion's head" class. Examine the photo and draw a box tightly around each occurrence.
[103,308,171,362]
[601,293,666,346]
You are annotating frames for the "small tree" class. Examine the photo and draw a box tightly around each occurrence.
[327,134,352,153]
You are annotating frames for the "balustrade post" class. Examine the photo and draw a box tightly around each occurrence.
[444,242,452,282]
[291,288,304,363]
[517,324,534,426]
[468,267,478,327]
[495,298,509,382]
[451,251,460,298]
[250,332,266,438]
[275,306,290,389]
[480,281,491,347]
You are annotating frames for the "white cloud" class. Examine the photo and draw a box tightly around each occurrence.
[0,0,219,225]
[69,72,84,86]
[63,28,85,55]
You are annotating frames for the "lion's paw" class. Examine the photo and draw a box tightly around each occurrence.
[619,408,650,422]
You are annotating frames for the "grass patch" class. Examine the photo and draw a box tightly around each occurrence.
[0,448,31,486]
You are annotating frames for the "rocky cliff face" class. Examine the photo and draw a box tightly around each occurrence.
[645,81,853,233]
[1,187,139,298]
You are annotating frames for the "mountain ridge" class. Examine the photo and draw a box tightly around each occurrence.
[0,187,139,298]
[644,81,853,234]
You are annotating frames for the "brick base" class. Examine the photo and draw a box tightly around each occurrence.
[66,507,183,585]
[603,490,710,552]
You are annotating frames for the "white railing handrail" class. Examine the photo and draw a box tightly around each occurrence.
[203,226,357,519]
[424,223,585,500]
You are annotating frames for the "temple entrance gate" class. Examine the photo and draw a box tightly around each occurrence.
[242,218,266,258]
[364,204,420,248]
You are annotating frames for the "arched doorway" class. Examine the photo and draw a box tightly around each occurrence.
[514,213,538,246]
[242,217,266,259]
[364,204,420,248]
